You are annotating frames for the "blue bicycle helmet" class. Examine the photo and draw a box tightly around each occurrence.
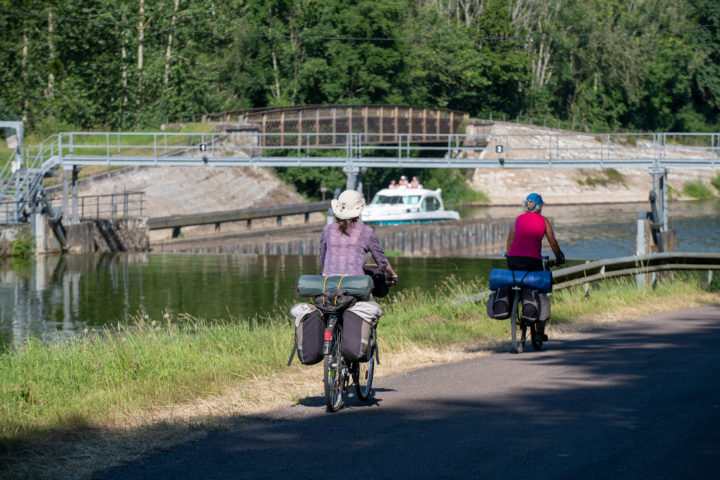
[524,193,544,212]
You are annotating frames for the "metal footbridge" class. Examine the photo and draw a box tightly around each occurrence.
[2,121,719,230]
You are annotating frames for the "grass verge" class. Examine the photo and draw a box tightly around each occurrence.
[0,273,718,479]
[682,178,715,199]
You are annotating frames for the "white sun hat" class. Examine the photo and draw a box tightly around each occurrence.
[331,189,365,219]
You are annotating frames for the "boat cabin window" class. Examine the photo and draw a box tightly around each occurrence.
[372,195,421,205]
[422,197,441,212]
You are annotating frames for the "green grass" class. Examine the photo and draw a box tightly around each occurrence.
[682,179,715,199]
[0,273,717,446]
[711,172,720,194]
[578,168,627,188]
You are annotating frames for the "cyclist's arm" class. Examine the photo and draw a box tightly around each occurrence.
[368,230,397,279]
[319,228,328,272]
[544,218,563,260]
[506,225,515,253]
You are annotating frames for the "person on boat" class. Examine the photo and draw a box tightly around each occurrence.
[410,176,420,188]
[320,189,398,280]
[505,193,565,340]
[398,175,409,187]
[388,179,398,189]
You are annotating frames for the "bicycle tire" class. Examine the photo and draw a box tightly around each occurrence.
[354,349,375,401]
[511,294,523,353]
[324,328,344,412]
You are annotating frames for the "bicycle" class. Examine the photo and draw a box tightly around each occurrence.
[509,256,557,353]
[317,273,397,412]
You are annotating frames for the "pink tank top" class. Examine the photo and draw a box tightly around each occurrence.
[508,212,546,259]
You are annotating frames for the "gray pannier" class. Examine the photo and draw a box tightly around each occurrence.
[290,303,324,365]
[341,301,382,362]
[520,288,551,323]
[486,286,511,320]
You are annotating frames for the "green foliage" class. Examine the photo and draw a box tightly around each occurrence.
[577,168,627,188]
[11,234,33,260]
[0,0,718,134]
[682,179,715,199]
[711,172,720,193]
[274,167,347,201]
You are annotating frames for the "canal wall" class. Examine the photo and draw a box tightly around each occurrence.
[1,217,150,257]
[0,224,30,257]
[152,218,513,257]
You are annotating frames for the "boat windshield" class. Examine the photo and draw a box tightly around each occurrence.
[372,195,421,205]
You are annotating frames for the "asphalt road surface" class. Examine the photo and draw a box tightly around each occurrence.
[100,305,720,479]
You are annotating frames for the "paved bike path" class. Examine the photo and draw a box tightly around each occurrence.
[100,305,720,479]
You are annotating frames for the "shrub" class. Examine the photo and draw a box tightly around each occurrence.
[11,234,33,259]
[682,179,714,199]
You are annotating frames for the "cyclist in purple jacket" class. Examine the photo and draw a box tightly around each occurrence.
[320,189,398,280]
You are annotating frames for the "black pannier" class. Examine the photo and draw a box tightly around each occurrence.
[486,286,512,320]
[291,304,324,365]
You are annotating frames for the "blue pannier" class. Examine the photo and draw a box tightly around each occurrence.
[489,269,552,293]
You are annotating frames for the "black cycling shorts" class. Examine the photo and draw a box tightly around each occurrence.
[506,256,543,272]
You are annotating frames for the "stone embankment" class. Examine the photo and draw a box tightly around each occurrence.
[466,121,718,206]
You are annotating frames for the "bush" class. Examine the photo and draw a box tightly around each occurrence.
[682,179,714,199]
[11,234,34,260]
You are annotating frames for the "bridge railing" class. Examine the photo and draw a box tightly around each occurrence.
[52,131,720,170]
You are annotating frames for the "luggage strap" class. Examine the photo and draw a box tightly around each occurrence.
[511,270,531,287]
[322,275,345,305]
[287,344,297,366]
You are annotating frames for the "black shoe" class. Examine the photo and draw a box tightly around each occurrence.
[539,333,548,342]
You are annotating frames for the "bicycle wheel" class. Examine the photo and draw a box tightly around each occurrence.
[324,329,344,412]
[510,294,523,353]
[354,348,375,401]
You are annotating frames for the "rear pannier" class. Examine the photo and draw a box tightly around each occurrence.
[520,289,551,323]
[486,286,512,320]
[341,301,382,362]
[290,303,324,365]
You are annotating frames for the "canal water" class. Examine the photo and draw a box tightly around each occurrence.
[1,200,718,349]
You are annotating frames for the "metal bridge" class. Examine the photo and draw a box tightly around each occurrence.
[2,119,719,238]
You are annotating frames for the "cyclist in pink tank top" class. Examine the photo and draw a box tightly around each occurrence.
[505,193,565,342]
[506,193,564,271]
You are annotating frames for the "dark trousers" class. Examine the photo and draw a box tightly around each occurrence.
[506,255,543,272]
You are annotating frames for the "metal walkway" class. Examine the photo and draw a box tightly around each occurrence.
[41,130,720,170]
[2,127,719,226]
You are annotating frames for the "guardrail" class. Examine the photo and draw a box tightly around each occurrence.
[457,252,720,306]
[551,252,720,289]
[148,200,331,238]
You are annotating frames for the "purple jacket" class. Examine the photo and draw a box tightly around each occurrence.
[319,222,389,276]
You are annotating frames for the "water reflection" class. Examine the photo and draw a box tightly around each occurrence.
[0,253,509,350]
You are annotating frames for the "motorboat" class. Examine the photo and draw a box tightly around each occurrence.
[359,186,460,225]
